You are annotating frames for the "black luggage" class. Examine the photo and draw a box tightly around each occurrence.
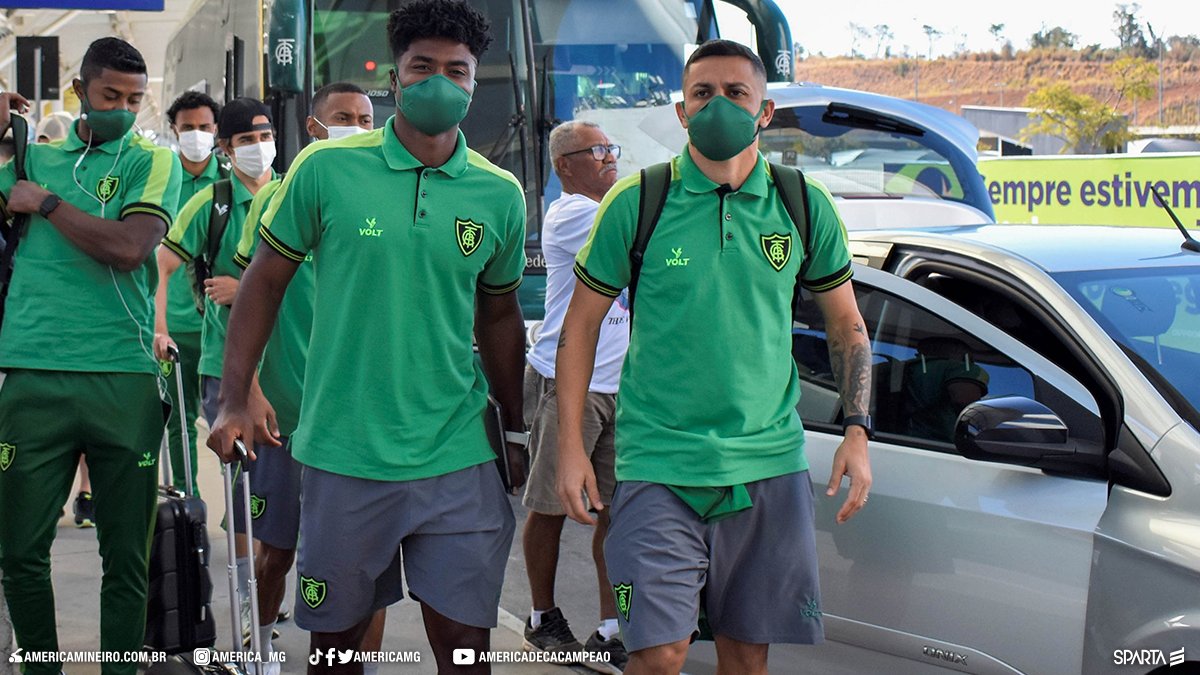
[148,440,267,675]
[145,345,216,653]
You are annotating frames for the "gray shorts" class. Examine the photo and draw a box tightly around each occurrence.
[604,471,824,652]
[294,462,516,633]
[231,437,302,550]
[522,366,617,515]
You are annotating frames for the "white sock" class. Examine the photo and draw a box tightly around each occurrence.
[598,619,619,641]
[530,607,548,628]
[236,557,251,609]
[362,664,379,675]
[258,622,276,652]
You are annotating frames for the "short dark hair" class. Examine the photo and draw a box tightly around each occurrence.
[684,39,766,84]
[167,91,221,126]
[312,81,368,117]
[80,37,146,83]
[386,0,492,62]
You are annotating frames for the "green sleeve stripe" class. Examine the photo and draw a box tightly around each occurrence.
[803,264,853,292]
[167,185,214,242]
[162,238,192,262]
[478,277,522,295]
[120,202,172,227]
[465,149,524,193]
[260,227,307,263]
[137,146,175,208]
[573,263,621,298]
[233,252,251,270]
[261,140,347,229]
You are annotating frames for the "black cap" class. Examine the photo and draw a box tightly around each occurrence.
[218,97,272,139]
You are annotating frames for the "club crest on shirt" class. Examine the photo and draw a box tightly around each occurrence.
[0,443,14,471]
[96,176,120,204]
[760,232,792,272]
[455,218,484,257]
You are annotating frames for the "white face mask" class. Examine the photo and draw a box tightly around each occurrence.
[177,129,214,163]
[315,118,369,141]
[232,141,276,178]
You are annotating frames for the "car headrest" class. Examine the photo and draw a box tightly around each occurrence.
[1100,278,1177,339]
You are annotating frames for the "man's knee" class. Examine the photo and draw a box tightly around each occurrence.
[628,639,690,675]
[257,541,296,579]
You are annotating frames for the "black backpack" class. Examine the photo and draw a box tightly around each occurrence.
[186,174,233,314]
[626,161,814,320]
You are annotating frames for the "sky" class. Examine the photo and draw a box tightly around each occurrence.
[718,0,1195,59]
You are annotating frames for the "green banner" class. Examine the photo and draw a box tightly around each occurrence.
[267,0,307,94]
[979,154,1200,228]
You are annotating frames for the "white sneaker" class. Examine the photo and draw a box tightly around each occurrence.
[260,661,281,675]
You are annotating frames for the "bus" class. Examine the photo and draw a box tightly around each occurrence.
[163,0,795,315]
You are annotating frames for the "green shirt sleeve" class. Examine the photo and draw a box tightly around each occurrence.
[120,143,183,227]
[236,179,282,269]
[260,146,320,263]
[573,173,641,298]
[477,186,527,294]
[0,156,16,210]
[800,178,853,292]
[163,185,214,263]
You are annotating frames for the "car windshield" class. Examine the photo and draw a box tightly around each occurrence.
[762,104,967,203]
[1053,266,1200,424]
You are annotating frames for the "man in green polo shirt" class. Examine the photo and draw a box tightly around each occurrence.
[154,96,278,625]
[161,90,226,495]
[558,40,874,674]
[209,1,528,670]
[0,38,181,675]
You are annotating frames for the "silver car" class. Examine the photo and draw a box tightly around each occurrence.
[786,225,1200,674]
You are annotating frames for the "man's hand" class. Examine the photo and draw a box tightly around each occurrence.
[825,427,871,524]
[557,444,602,525]
[207,406,258,463]
[504,442,528,494]
[6,181,51,215]
[153,332,177,362]
[247,376,282,446]
[204,275,239,306]
[0,92,30,138]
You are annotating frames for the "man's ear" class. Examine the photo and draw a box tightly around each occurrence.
[305,115,320,138]
[759,98,776,128]
[73,78,85,104]
[675,100,688,129]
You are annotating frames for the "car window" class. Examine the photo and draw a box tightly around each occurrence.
[794,285,1104,452]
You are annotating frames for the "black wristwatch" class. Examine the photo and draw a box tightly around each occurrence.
[38,193,62,218]
[843,414,874,439]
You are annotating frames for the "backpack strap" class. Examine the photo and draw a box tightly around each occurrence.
[0,115,32,330]
[769,162,814,319]
[627,161,671,321]
[206,178,233,272]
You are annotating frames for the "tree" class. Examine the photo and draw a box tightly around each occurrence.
[848,22,870,58]
[1113,3,1152,57]
[1029,25,1078,50]
[921,24,942,59]
[1108,56,1156,107]
[873,24,894,59]
[1166,34,1200,61]
[1021,80,1130,153]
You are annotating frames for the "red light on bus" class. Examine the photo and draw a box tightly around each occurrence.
[365,60,377,71]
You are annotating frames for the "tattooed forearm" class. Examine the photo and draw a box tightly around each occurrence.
[828,324,872,417]
[558,327,568,350]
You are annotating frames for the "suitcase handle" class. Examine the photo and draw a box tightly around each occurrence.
[159,345,196,496]
[222,439,264,674]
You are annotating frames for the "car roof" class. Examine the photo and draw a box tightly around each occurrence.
[766,82,981,163]
[851,224,1200,273]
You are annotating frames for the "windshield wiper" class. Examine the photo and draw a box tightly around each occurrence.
[1151,186,1200,253]
[822,103,925,137]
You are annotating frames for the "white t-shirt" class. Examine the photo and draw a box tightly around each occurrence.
[526,192,629,393]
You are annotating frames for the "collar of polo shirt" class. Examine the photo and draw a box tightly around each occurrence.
[61,120,129,155]
[678,145,769,198]
[381,115,469,177]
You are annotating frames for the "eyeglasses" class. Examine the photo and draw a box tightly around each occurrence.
[563,144,621,161]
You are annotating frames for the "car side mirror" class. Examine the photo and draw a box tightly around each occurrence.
[955,396,1074,466]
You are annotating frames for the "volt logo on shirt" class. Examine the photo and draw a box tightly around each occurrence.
[359,217,382,237]
[665,247,690,267]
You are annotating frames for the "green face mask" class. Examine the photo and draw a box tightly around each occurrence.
[683,96,766,161]
[79,88,136,143]
[395,74,472,136]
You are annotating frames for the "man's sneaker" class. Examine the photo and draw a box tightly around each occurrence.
[277,607,291,623]
[583,630,628,674]
[73,491,95,528]
[523,607,584,657]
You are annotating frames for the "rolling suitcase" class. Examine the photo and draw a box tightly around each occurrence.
[145,345,217,653]
[148,439,267,675]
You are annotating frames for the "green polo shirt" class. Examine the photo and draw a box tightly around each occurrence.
[0,123,181,374]
[163,171,265,378]
[575,150,852,487]
[165,153,227,334]
[260,117,526,481]
[234,179,315,436]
